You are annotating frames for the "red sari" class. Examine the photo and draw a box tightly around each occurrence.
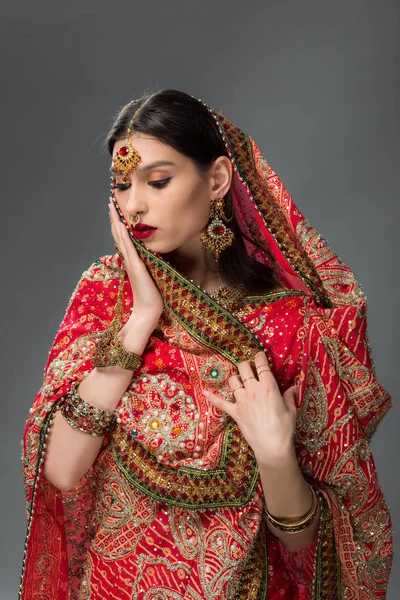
[19,106,393,599]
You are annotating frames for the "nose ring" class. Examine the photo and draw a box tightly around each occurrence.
[128,214,140,227]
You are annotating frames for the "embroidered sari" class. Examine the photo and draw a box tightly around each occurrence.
[19,105,393,599]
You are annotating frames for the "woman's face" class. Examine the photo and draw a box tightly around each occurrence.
[111,133,232,256]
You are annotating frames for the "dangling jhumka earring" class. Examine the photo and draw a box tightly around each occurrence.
[200,197,234,261]
[112,107,142,182]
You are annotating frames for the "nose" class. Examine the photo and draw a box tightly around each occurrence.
[125,184,147,217]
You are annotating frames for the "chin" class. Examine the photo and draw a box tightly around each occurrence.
[138,241,175,255]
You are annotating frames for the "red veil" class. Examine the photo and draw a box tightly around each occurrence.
[19,103,393,599]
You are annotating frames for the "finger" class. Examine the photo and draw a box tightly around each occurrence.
[109,202,141,268]
[109,201,124,253]
[253,351,277,386]
[282,385,299,412]
[254,351,270,370]
[204,390,236,418]
[237,360,257,385]
[228,375,246,397]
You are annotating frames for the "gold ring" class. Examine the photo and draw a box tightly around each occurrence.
[257,368,271,375]
[242,376,256,383]
[232,385,245,392]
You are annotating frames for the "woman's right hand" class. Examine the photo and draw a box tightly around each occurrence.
[109,200,164,348]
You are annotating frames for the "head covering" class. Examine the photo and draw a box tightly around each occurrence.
[19,97,392,599]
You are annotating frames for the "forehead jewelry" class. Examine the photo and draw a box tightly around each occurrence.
[112,106,142,182]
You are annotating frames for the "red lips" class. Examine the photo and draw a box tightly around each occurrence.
[133,223,156,231]
[131,224,158,240]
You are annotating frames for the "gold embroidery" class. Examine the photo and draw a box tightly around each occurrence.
[295,359,329,453]
[295,219,363,307]
[111,418,259,510]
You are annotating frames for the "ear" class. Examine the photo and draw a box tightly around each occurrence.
[209,156,233,199]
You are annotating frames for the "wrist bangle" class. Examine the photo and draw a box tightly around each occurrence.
[92,269,144,372]
[59,382,116,437]
[92,327,143,371]
[265,482,319,534]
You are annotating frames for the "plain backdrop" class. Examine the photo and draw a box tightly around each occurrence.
[1,1,399,598]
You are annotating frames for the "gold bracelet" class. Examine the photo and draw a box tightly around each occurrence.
[92,269,143,372]
[265,483,319,534]
[59,382,116,437]
[92,327,143,371]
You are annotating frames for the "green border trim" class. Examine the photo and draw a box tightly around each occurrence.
[111,420,260,510]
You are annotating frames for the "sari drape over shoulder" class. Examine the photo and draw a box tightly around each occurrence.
[19,104,393,599]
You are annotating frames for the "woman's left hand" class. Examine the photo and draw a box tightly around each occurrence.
[205,351,298,467]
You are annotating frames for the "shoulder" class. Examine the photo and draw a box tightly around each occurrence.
[243,287,312,317]
[80,253,123,283]
[66,253,123,310]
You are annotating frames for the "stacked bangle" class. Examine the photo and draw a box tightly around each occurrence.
[59,382,116,437]
[265,482,319,534]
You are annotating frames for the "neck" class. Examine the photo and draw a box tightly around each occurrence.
[163,240,224,291]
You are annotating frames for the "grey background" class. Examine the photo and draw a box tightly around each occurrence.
[1,0,398,597]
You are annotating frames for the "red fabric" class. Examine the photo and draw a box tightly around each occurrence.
[19,104,393,599]
[21,260,322,599]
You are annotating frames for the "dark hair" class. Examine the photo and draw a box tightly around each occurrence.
[104,89,278,295]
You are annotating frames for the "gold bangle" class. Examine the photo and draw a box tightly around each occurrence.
[265,483,319,534]
[92,327,143,372]
[59,382,116,437]
[92,269,143,372]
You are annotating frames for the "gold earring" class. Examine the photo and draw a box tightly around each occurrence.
[200,197,234,261]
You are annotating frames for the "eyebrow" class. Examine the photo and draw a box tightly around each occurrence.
[110,160,176,175]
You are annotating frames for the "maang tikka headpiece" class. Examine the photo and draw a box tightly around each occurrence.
[112,106,142,182]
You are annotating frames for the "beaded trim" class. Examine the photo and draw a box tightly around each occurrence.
[18,401,59,598]
[312,492,342,599]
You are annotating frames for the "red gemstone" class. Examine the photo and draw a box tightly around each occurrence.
[119,145,129,156]
[213,226,225,235]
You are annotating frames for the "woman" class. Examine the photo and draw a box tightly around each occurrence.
[19,89,393,599]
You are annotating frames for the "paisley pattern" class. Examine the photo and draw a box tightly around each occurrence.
[19,105,393,599]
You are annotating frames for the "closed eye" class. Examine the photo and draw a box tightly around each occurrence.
[111,182,130,191]
[148,177,172,189]
[111,177,172,191]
